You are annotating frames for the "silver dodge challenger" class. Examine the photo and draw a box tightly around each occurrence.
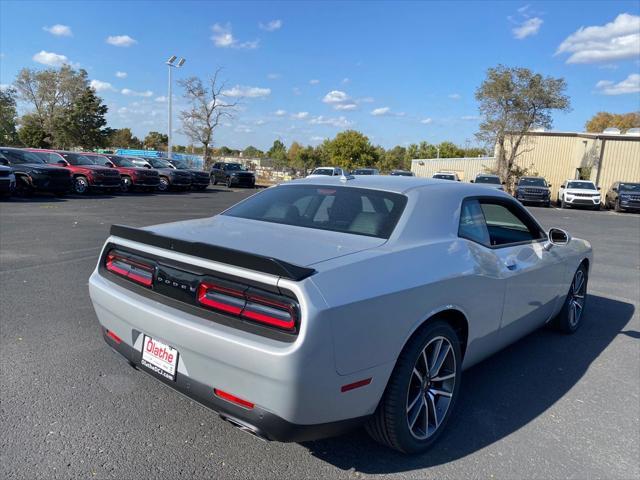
[89,176,592,453]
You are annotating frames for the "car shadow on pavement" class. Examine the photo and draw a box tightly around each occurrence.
[302,294,635,474]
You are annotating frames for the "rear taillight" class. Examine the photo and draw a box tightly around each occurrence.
[105,250,154,287]
[196,281,298,332]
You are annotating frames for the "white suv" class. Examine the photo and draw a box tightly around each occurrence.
[432,172,461,181]
[307,167,344,177]
[558,180,601,210]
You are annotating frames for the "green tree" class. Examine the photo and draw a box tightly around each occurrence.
[0,87,20,145]
[475,65,570,190]
[437,141,465,158]
[109,128,142,149]
[378,145,406,172]
[267,139,288,169]
[18,113,48,148]
[54,87,111,149]
[14,65,90,147]
[287,141,302,165]
[323,130,377,171]
[243,145,263,158]
[585,111,640,133]
[143,131,168,151]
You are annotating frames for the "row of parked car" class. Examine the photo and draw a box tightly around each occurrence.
[304,165,639,213]
[0,147,257,198]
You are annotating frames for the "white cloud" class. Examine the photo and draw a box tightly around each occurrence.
[309,115,352,127]
[595,73,640,95]
[211,23,258,49]
[259,19,282,31]
[106,35,137,47]
[155,96,167,102]
[291,111,309,119]
[322,90,349,103]
[556,13,640,64]
[121,88,153,97]
[90,79,115,92]
[342,77,350,84]
[235,125,254,133]
[448,93,461,100]
[43,24,72,37]
[512,17,543,39]
[420,118,433,124]
[309,79,320,85]
[115,71,128,78]
[255,119,266,125]
[222,85,271,98]
[359,96,374,103]
[292,87,302,95]
[267,73,281,79]
[334,103,357,111]
[461,115,481,120]
[274,109,287,116]
[310,136,325,142]
[371,107,390,116]
[32,50,74,67]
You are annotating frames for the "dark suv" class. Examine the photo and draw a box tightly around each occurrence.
[210,162,255,188]
[167,159,210,190]
[144,157,192,192]
[515,176,551,207]
[605,181,640,212]
[0,147,72,195]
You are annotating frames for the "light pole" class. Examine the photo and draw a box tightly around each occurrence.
[166,55,185,158]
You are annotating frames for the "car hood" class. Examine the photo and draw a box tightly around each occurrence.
[565,188,598,194]
[141,215,387,268]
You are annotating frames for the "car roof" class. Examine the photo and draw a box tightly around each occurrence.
[288,174,483,194]
[477,173,499,177]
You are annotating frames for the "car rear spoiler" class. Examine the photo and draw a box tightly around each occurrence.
[109,224,316,281]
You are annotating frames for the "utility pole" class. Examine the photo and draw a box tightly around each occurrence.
[166,55,186,157]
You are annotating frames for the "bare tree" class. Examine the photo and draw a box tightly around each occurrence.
[179,69,238,165]
[475,65,570,191]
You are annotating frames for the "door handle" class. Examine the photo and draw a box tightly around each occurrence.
[504,258,517,270]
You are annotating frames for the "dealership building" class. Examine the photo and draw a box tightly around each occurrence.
[411,129,640,200]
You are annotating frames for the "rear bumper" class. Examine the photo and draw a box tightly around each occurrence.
[89,269,387,438]
[102,327,367,442]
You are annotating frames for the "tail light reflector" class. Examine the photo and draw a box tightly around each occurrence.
[214,388,255,409]
[105,250,154,287]
[105,329,122,344]
[196,281,298,332]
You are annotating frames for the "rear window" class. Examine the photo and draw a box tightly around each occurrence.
[475,175,500,184]
[223,185,407,239]
[311,168,334,176]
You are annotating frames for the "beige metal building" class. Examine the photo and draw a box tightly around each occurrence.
[412,130,640,201]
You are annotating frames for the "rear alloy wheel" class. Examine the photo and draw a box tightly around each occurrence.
[158,177,170,192]
[120,176,132,193]
[74,176,89,195]
[366,321,461,453]
[550,264,588,334]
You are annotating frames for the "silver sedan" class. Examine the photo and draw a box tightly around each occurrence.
[89,176,592,453]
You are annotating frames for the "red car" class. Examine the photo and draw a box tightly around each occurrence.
[83,153,160,193]
[28,149,121,195]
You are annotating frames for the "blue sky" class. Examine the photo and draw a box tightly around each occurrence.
[1,1,639,150]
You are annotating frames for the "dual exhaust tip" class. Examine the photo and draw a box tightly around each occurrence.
[219,414,268,442]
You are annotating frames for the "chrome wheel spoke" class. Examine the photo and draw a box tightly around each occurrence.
[408,397,423,429]
[430,343,451,377]
[429,388,452,398]
[429,339,443,372]
[431,372,455,382]
[412,367,423,383]
[406,391,422,413]
[427,392,439,428]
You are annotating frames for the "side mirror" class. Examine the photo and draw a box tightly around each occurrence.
[548,184,552,187]
[597,186,601,190]
[57,160,67,166]
[546,227,571,248]
[612,187,617,192]
[145,164,151,169]
[470,180,474,183]
[560,184,565,188]
[501,181,506,185]
[108,162,116,168]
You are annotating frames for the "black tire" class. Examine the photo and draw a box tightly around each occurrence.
[614,199,623,213]
[157,176,170,192]
[120,176,133,193]
[549,264,588,334]
[560,197,567,209]
[73,176,89,195]
[365,320,462,454]
[211,176,218,186]
[15,176,34,196]
[592,203,600,211]
[226,177,232,188]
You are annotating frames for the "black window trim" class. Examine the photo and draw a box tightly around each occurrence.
[458,195,548,250]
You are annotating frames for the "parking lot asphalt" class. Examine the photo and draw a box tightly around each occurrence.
[1,189,639,480]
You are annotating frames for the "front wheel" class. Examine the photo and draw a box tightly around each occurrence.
[226,177,232,188]
[366,321,461,453]
[614,199,623,212]
[74,176,89,195]
[120,176,132,193]
[560,197,567,209]
[157,177,170,192]
[550,264,588,334]
[211,176,218,186]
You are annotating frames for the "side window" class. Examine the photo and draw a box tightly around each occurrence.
[480,202,542,246]
[459,199,490,245]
